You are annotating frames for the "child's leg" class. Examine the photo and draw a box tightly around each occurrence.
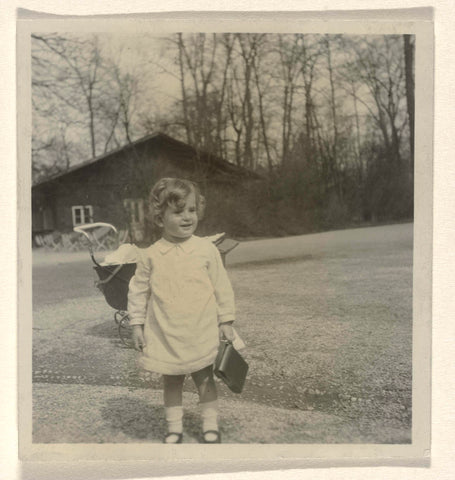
[191,365,219,442]
[163,374,185,407]
[162,374,185,442]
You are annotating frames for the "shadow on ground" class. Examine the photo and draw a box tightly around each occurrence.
[87,320,119,339]
[100,395,207,443]
[101,396,166,440]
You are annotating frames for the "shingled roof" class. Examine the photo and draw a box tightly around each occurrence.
[33,132,260,187]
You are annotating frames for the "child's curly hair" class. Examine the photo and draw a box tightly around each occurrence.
[149,177,206,225]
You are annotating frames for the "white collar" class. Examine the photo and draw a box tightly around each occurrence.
[156,236,197,255]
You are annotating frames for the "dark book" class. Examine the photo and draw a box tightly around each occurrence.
[214,341,249,394]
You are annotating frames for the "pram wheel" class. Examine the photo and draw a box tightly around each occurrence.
[116,311,133,347]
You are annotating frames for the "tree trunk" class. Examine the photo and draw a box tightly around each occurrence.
[325,35,342,200]
[177,34,192,145]
[252,49,273,174]
[403,34,415,171]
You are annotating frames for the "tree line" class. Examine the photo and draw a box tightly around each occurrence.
[32,33,414,236]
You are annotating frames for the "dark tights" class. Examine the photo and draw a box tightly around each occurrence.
[162,365,217,407]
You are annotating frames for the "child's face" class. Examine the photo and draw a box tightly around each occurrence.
[160,191,198,243]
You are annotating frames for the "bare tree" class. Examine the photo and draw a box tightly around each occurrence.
[322,35,343,198]
[298,35,322,155]
[214,34,235,160]
[277,34,302,167]
[175,33,221,154]
[32,33,136,161]
[234,34,258,170]
[102,60,141,148]
[350,36,407,166]
[225,71,244,167]
[32,123,78,183]
[403,34,415,170]
[33,34,105,158]
[251,35,274,175]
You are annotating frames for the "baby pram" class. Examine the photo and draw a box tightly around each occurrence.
[74,222,239,347]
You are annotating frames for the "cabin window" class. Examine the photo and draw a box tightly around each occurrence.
[72,205,93,226]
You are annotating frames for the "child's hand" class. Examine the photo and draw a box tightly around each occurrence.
[132,325,146,351]
[219,323,235,342]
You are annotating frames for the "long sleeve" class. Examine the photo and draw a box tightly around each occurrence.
[127,249,151,326]
[207,243,236,324]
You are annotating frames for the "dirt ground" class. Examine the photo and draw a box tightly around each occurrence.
[31,223,413,444]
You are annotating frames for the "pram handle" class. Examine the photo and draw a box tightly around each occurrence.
[74,222,118,267]
[73,222,118,239]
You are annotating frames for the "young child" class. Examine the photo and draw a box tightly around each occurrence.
[127,177,235,444]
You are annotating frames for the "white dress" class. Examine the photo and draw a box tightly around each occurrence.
[127,235,236,375]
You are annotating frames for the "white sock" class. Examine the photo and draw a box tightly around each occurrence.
[201,400,218,439]
[165,406,183,434]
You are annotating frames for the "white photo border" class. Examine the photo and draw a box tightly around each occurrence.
[17,8,433,466]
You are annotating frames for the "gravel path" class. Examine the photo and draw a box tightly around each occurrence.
[32,223,413,444]
[33,383,410,444]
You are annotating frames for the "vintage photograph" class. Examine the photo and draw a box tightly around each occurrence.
[20,13,432,461]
